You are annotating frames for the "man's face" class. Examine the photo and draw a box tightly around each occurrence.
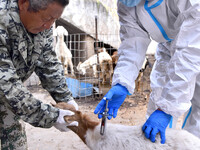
[18,0,64,34]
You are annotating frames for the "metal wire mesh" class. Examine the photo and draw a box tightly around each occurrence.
[66,33,119,99]
[24,33,155,101]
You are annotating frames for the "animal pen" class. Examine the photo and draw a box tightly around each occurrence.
[65,32,118,98]
[24,31,155,101]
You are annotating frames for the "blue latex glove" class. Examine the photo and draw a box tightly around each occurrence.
[142,110,172,144]
[94,84,129,120]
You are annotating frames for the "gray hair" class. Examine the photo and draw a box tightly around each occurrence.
[28,0,69,12]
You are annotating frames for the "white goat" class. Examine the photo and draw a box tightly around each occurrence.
[77,48,113,84]
[53,102,200,150]
[54,26,74,76]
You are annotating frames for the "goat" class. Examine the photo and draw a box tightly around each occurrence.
[111,51,151,92]
[135,57,152,92]
[54,26,74,76]
[53,102,200,150]
[77,48,113,84]
[111,50,119,70]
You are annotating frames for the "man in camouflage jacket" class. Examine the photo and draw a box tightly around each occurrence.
[0,0,78,149]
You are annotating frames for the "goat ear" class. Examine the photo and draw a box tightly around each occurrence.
[64,115,76,123]
[67,126,78,133]
[59,26,68,36]
[64,111,81,122]
[77,62,82,69]
[102,47,106,52]
[63,28,69,36]
[53,29,57,36]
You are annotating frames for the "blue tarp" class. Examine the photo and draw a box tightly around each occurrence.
[66,77,93,98]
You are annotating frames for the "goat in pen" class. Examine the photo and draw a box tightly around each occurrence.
[77,47,113,84]
[54,26,74,76]
[53,102,200,150]
[111,50,151,92]
[135,56,152,92]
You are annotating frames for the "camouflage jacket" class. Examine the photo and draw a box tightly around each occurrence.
[0,0,73,128]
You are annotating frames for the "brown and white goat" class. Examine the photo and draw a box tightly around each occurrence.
[53,102,200,150]
[111,51,151,92]
[77,48,113,84]
[54,26,74,76]
[135,57,151,92]
[111,50,119,70]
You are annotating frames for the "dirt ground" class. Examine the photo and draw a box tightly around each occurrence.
[24,55,183,150]
[25,86,149,150]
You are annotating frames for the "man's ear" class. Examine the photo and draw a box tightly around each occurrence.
[18,0,29,11]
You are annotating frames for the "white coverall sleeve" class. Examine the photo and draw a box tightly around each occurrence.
[112,1,151,94]
[156,3,200,118]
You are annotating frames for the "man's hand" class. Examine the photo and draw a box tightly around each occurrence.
[54,109,78,132]
[142,110,172,144]
[67,100,78,110]
[94,84,129,120]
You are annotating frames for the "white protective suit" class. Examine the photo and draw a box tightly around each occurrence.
[113,0,200,137]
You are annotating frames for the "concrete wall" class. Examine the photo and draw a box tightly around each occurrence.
[60,0,120,49]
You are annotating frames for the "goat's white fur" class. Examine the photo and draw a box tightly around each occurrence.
[85,124,200,150]
[77,48,113,84]
[53,102,200,150]
[54,26,74,75]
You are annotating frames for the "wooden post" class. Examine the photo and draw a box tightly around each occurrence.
[94,16,101,96]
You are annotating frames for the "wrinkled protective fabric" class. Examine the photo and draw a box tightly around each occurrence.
[94,84,128,119]
[182,74,200,138]
[146,43,181,128]
[119,0,141,7]
[113,0,200,136]
[142,110,172,144]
